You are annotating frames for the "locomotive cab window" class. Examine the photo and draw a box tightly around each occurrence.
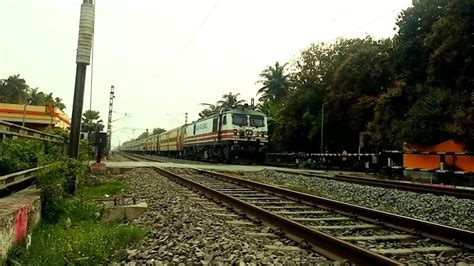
[222,115,227,125]
[250,115,264,127]
[212,118,218,132]
[232,114,247,126]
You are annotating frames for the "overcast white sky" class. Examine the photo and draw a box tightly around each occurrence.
[0,0,412,147]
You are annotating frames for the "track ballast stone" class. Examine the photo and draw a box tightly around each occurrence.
[222,169,474,231]
[112,168,327,265]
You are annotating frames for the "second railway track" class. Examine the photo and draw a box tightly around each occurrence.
[118,152,474,200]
[120,152,474,264]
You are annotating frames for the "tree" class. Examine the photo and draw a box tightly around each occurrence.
[425,0,474,91]
[217,92,246,109]
[136,131,149,140]
[393,0,448,86]
[81,110,104,132]
[257,62,290,103]
[27,88,46,105]
[327,38,395,150]
[152,127,166,135]
[256,100,282,119]
[198,103,220,118]
[0,74,28,104]
[400,87,466,146]
[198,92,247,118]
[53,97,66,111]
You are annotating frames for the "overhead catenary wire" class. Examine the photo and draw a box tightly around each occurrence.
[177,2,219,57]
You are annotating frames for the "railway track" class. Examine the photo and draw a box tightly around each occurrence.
[120,152,474,264]
[119,152,474,200]
[276,170,474,200]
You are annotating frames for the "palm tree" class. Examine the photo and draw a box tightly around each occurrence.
[198,103,220,118]
[82,110,104,132]
[257,62,290,103]
[27,88,46,105]
[217,92,246,109]
[54,97,66,111]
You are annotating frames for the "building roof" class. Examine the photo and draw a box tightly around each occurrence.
[0,103,71,129]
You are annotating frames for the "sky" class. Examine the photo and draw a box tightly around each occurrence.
[0,0,412,147]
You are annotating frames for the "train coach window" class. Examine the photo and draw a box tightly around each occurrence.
[250,115,264,127]
[232,114,247,126]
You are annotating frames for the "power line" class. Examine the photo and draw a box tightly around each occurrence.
[178,2,219,56]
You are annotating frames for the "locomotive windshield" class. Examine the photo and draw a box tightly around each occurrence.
[250,115,264,127]
[232,114,247,126]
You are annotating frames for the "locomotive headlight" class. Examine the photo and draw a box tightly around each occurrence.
[233,129,238,135]
[246,130,253,136]
[260,132,264,137]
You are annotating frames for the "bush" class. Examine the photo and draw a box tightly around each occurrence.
[9,161,145,265]
[0,139,42,175]
[36,158,88,222]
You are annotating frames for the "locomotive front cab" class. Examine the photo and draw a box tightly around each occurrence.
[220,109,268,161]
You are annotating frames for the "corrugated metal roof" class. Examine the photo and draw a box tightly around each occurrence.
[0,117,57,124]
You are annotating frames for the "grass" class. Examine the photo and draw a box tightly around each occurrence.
[9,223,145,265]
[8,179,145,265]
[79,180,127,199]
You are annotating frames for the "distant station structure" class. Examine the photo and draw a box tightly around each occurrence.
[0,103,71,130]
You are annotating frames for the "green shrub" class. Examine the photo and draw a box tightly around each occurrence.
[36,158,88,222]
[0,139,42,175]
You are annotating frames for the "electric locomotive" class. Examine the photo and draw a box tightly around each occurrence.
[120,104,269,163]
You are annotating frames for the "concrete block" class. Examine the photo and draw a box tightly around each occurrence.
[101,202,148,223]
[0,189,41,259]
[124,202,148,220]
[90,163,107,175]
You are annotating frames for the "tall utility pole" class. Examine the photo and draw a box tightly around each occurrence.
[106,85,115,155]
[68,0,95,159]
[320,102,327,154]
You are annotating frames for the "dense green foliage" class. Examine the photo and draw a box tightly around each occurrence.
[0,138,64,175]
[9,163,144,265]
[259,0,473,152]
[37,158,88,222]
[0,140,42,175]
[0,74,65,110]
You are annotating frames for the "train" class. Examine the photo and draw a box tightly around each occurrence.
[119,104,269,162]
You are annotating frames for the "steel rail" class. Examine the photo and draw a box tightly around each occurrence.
[0,164,55,190]
[153,166,401,265]
[121,152,474,199]
[277,170,474,200]
[0,121,65,143]
[200,169,474,251]
[117,152,165,163]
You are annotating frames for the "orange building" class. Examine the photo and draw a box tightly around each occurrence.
[0,103,70,130]
[403,140,474,173]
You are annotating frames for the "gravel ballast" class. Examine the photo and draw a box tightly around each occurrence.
[217,169,474,231]
[112,168,327,265]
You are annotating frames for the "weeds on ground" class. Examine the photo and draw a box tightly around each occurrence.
[8,222,145,265]
[8,159,145,265]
